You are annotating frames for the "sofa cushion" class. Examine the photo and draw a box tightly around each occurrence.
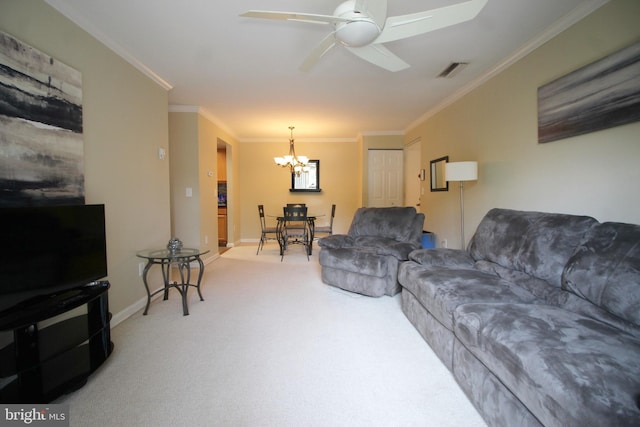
[563,222,640,327]
[352,236,417,259]
[317,234,354,249]
[318,247,390,278]
[347,206,424,243]
[474,260,561,302]
[468,208,597,286]
[397,262,536,330]
[454,303,640,427]
[408,248,476,269]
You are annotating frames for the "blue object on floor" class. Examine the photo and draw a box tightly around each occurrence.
[421,231,435,249]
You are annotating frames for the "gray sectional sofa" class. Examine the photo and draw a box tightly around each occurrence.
[398,208,640,427]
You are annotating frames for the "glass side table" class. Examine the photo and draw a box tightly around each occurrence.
[136,248,209,316]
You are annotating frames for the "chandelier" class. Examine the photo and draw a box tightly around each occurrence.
[274,126,309,176]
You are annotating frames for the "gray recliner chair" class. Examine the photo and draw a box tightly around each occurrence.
[318,206,425,297]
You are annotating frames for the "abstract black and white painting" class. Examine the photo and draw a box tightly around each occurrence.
[0,31,84,207]
[538,40,640,144]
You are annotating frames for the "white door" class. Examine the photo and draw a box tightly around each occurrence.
[368,149,403,207]
[404,138,422,208]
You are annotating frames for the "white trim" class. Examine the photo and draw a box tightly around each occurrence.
[240,137,357,143]
[240,238,261,244]
[44,0,173,91]
[404,136,422,148]
[169,105,238,140]
[45,0,609,141]
[110,252,220,327]
[359,130,405,136]
[168,105,200,113]
[405,0,610,133]
[110,294,152,327]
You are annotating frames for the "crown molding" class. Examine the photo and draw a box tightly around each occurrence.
[44,0,173,91]
[359,130,405,137]
[168,105,200,114]
[169,105,238,140]
[45,0,609,140]
[240,137,357,143]
[405,0,610,133]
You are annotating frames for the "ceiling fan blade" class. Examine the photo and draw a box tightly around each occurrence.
[300,33,337,72]
[240,10,347,25]
[355,0,388,29]
[375,0,487,44]
[346,44,410,72]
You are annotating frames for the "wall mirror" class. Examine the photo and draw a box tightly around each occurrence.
[430,156,449,192]
[290,159,321,192]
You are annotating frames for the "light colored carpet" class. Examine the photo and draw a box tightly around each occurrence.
[57,243,486,427]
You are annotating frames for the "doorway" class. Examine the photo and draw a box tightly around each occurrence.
[404,138,422,208]
[367,149,403,207]
[217,139,231,252]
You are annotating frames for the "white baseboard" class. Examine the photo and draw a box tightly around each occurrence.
[110,290,162,327]
[111,253,220,327]
[240,238,260,244]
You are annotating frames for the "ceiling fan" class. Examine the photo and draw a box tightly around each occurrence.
[240,0,488,72]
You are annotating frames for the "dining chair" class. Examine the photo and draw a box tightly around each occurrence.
[314,204,335,239]
[256,205,278,255]
[281,205,309,261]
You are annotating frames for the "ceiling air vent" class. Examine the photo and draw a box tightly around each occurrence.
[438,62,468,78]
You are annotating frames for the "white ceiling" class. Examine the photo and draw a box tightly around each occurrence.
[44,0,607,141]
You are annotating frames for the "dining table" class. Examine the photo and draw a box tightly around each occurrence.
[269,210,324,256]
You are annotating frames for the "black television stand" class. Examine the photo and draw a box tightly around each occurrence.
[0,281,113,403]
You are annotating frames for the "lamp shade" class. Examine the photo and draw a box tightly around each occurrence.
[445,161,478,182]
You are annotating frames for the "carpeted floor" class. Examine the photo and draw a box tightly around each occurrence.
[56,243,486,426]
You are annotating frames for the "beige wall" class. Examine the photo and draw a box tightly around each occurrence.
[239,139,361,241]
[168,110,239,255]
[407,0,640,249]
[197,114,222,253]
[4,0,640,318]
[168,113,200,248]
[1,0,172,318]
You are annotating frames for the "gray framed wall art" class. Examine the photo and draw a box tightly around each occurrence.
[0,31,84,206]
[538,40,640,144]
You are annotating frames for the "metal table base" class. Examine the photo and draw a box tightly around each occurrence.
[137,248,209,316]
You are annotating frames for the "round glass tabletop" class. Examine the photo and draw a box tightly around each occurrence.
[136,248,209,260]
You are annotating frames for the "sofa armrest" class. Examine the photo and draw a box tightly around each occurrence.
[375,241,419,260]
[319,234,418,260]
[318,234,354,249]
[408,248,476,269]
[352,236,418,260]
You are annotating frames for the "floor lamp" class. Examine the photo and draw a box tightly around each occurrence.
[445,161,478,249]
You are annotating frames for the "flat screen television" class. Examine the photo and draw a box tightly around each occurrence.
[0,204,108,314]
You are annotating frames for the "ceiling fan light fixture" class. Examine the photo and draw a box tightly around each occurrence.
[335,20,380,47]
[332,0,380,47]
[241,0,488,71]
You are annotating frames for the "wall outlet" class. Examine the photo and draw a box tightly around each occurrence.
[441,239,448,248]
[204,235,208,244]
